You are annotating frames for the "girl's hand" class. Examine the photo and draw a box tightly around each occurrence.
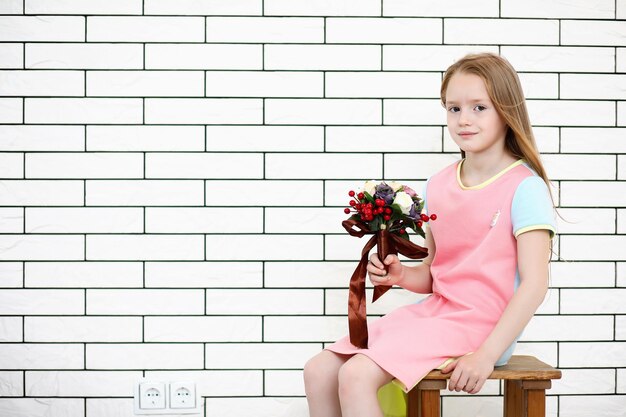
[367,254,404,286]
[440,351,494,394]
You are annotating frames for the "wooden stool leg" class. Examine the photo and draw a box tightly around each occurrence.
[504,380,523,417]
[504,380,550,417]
[407,388,419,417]
[526,389,546,417]
[407,380,446,417]
[418,389,440,417]
[521,381,550,417]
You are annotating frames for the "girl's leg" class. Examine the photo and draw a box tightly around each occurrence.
[338,353,394,417]
[303,350,352,417]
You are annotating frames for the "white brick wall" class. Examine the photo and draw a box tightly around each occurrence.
[0,1,624,416]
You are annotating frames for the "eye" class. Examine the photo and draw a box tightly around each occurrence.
[448,106,459,113]
[475,105,486,111]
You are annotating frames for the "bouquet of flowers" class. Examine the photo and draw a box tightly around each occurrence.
[343,180,436,238]
[341,180,436,348]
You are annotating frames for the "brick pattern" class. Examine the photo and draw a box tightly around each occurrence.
[0,1,625,416]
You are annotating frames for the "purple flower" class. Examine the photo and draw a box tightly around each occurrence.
[408,202,421,220]
[375,182,395,204]
[403,185,417,197]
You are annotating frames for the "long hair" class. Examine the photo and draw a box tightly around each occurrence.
[439,52,557,207]
[440,52,560,264]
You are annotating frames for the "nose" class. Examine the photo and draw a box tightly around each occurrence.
[458,109,471,126]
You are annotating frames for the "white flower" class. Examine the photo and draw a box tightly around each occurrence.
[362,180,379,196]
[386,181,403,192]
[393,191,413,215]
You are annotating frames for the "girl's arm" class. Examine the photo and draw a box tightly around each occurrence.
[370,225,436,294]
[443,228,552,393]
[476,229,551,362]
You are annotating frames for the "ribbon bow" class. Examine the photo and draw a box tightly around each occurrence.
[342,218,429,348]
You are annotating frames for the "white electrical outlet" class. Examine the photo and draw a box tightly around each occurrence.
[139,382,166,410]
[134,379,202,415]
[170,382,196,409]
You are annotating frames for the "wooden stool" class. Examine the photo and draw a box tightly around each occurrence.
[407,355,561,417]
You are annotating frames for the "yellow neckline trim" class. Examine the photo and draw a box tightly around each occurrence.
[457,158,525,190]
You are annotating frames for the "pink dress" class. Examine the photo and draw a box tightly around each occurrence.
[325,158,557,393]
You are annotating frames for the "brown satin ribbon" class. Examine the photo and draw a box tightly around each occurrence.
[342,218,429,348]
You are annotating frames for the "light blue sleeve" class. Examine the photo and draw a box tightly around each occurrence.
[511,176,557,240]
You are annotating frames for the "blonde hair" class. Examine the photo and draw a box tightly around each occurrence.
[440,52,560,264]
[440,52,556,207]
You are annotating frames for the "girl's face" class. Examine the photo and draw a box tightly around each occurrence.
[445,72,508,157]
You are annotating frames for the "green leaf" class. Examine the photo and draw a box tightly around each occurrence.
[369,216,381,231]
[363,191,375,204]
[404,218,417,231]
[390,204,403,215]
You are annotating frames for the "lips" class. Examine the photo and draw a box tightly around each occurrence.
[459,132,477,137]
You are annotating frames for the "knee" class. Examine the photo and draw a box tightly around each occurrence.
[302,356,318,387]
[303,353,331,391]
[337,359,368,399]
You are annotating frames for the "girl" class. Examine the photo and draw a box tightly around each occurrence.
[303,52,558,417]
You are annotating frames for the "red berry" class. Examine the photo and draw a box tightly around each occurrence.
[420,214,429,222]
[349,190,355,197]
[357,192,364,199]
[344,208,350,214]
[384,208,392,214]
[349,200,356,206]
[417,220,423,227]
[399,229,406,234]
[356,203,362,210]
[430,214,437,220]
[383,215,391,221]
[375,199,384,207]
